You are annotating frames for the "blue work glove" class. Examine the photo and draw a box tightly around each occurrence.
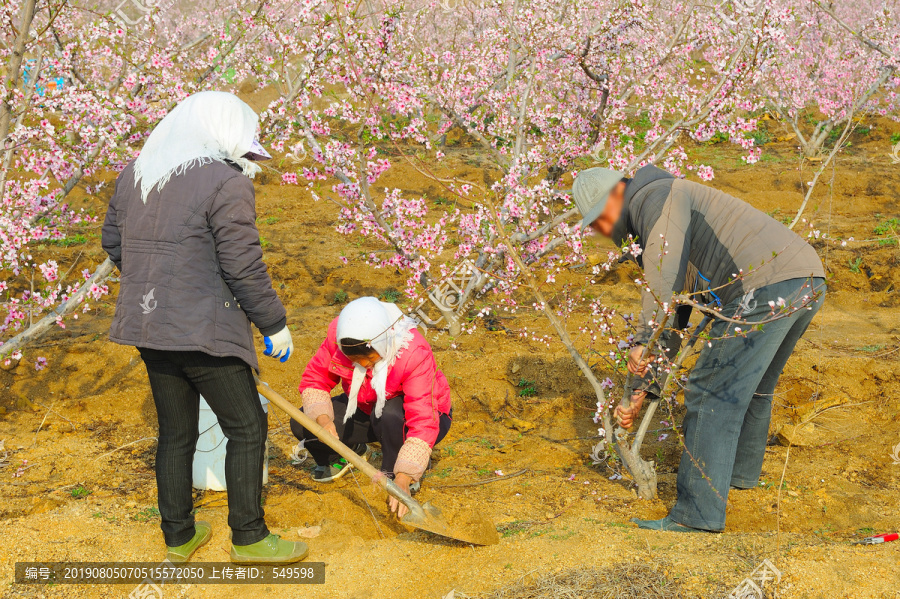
[263,326,293,363]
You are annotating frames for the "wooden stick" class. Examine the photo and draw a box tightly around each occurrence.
[92,437,158,462]
[432,469,529,489]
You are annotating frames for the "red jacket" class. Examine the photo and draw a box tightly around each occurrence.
[299,318,452,447]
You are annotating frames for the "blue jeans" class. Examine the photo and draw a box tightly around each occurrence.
[669,277,826,531]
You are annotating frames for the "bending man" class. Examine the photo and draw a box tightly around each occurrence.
[574,165,826,532]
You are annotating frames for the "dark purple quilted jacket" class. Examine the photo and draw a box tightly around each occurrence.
[101,159,286,372]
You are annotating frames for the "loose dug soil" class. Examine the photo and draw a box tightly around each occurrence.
[413,502,501,546]
[0,106,898,598]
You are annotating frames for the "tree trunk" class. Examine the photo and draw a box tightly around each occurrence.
[0,0,37,147]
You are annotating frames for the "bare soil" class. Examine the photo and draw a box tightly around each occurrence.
[0,112,898,598]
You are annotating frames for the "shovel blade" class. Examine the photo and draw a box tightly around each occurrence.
[401,501,499,546]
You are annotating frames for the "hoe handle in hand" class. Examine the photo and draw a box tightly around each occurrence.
[254,376,420,514]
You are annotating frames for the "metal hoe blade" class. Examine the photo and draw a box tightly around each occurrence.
[401,500,500,546]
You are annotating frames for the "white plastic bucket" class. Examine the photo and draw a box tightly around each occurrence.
[192,393,269,491]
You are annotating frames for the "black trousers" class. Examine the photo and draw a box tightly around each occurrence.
[138,348,270,547]
[290,394,451,473]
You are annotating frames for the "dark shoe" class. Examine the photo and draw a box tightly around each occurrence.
[730,478,761,490]
[166,521,212,563]
[230,534,309,565]
[631,515,712,533]
[312,444,370,482]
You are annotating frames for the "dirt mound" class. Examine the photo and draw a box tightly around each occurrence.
[507,356,596,400]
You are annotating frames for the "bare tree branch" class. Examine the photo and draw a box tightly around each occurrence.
[0,258,115,360]
[788,115,856,229]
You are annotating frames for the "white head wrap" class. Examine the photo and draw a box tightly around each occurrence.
[133,91,262,204]
[336,297,419,423]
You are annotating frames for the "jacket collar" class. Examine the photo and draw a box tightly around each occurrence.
[611,178,632,247]
[612,165,675,246]
[223,158,245,173]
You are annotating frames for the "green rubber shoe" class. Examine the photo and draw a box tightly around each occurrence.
[230,533,309,565]
[166,521,212,563]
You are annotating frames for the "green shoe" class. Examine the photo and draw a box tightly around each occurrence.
[166,521,212,563]
[230,533,309,565]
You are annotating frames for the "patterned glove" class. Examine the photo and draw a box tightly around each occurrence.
[395,437,432,482]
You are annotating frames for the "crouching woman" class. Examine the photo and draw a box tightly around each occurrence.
[290,297,452,517]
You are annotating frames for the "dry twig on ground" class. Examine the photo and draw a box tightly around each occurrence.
[463,563,682,599]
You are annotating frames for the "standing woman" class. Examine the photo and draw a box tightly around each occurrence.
[101,91,306,564]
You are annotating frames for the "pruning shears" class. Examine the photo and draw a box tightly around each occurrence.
[853,532,899,545]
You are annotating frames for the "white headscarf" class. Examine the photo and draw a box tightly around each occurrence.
[336,297,419,423]
[133,91,262,204]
